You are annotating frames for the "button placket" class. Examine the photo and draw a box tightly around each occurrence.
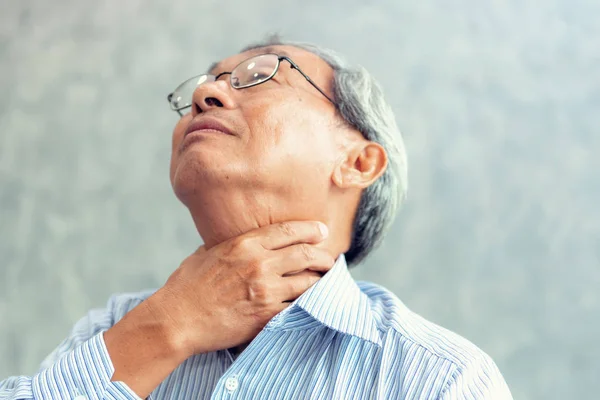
[216,308,294,397]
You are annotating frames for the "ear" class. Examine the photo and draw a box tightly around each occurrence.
[332,141,388,189]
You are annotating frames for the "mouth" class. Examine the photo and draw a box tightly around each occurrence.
[184,117,234,137]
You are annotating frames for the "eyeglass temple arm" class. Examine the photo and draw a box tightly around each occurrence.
[282,57,336,105]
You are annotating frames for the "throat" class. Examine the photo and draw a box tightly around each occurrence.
[228,343,249,361]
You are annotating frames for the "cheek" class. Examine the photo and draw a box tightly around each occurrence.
[244,95,314,154]
[172,114,190,148]
[169,114,192,183]
[243,100,337,185]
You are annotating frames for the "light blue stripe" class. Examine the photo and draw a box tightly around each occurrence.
[0,255,512,399]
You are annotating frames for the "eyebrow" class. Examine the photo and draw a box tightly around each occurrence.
[206,47,292,74]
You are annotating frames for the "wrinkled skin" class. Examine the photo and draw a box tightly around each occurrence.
[104,45,388,398]
[169,44,387,256]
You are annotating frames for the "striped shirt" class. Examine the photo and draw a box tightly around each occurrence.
[0,255,512,399]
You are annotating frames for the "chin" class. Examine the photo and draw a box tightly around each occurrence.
[170,157,207,198]
[171,155,236,202]
[172,176,202,203]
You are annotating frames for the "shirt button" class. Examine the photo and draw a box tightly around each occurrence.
[268,315,282,327]
[225,376,239,392]
[269,308,290,328]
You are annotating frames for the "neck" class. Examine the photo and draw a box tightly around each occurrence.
[184,189,355,258]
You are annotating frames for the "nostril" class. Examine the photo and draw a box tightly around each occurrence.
[205,97,224,107]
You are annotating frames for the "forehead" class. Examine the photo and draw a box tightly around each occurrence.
[208,45,333,91]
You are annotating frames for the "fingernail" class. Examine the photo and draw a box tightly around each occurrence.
[318,222,329,238]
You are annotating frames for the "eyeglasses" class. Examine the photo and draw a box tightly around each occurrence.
[167,53,335,116]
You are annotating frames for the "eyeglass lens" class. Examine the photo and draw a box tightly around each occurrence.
[170,54,280,111]
[170,74,214,110]
[230,54,279,88]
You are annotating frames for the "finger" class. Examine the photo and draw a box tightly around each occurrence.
[279,271,322,302]
[254,221,329,250]
[268,244,335,276]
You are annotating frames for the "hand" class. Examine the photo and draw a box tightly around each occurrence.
[105,220,334,397]
[155,220,335,357]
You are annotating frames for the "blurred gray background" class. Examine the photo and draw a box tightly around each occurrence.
[1,0,598,398]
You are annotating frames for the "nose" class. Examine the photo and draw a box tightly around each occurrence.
[190,79,236,117]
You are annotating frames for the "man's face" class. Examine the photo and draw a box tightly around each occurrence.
[169,45,342,212]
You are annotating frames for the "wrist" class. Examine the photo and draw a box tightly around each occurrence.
[104,292,191,397]
[143,289,194,360]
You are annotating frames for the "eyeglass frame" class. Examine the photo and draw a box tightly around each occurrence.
[167,53,336,116]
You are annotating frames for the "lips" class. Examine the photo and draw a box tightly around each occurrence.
[184,117,234,137]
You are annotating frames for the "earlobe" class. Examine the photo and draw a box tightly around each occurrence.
[332,163,345,187]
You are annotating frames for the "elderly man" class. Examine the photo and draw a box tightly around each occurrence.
[1,38,512,399]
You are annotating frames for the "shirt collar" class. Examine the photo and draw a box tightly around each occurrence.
[292,254,382,347]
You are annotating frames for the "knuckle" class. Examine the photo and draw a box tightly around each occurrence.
[298,244,315,261]
[277,222,296,237]
[232,235,254,251]
[247,282,271,305]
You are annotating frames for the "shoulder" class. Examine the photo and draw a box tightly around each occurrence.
[39,289,157,370]
[358,281,490,366]
[67,288,158,341]
[358,281,512,398]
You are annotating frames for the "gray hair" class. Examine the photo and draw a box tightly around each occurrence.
[241,36,408,266]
